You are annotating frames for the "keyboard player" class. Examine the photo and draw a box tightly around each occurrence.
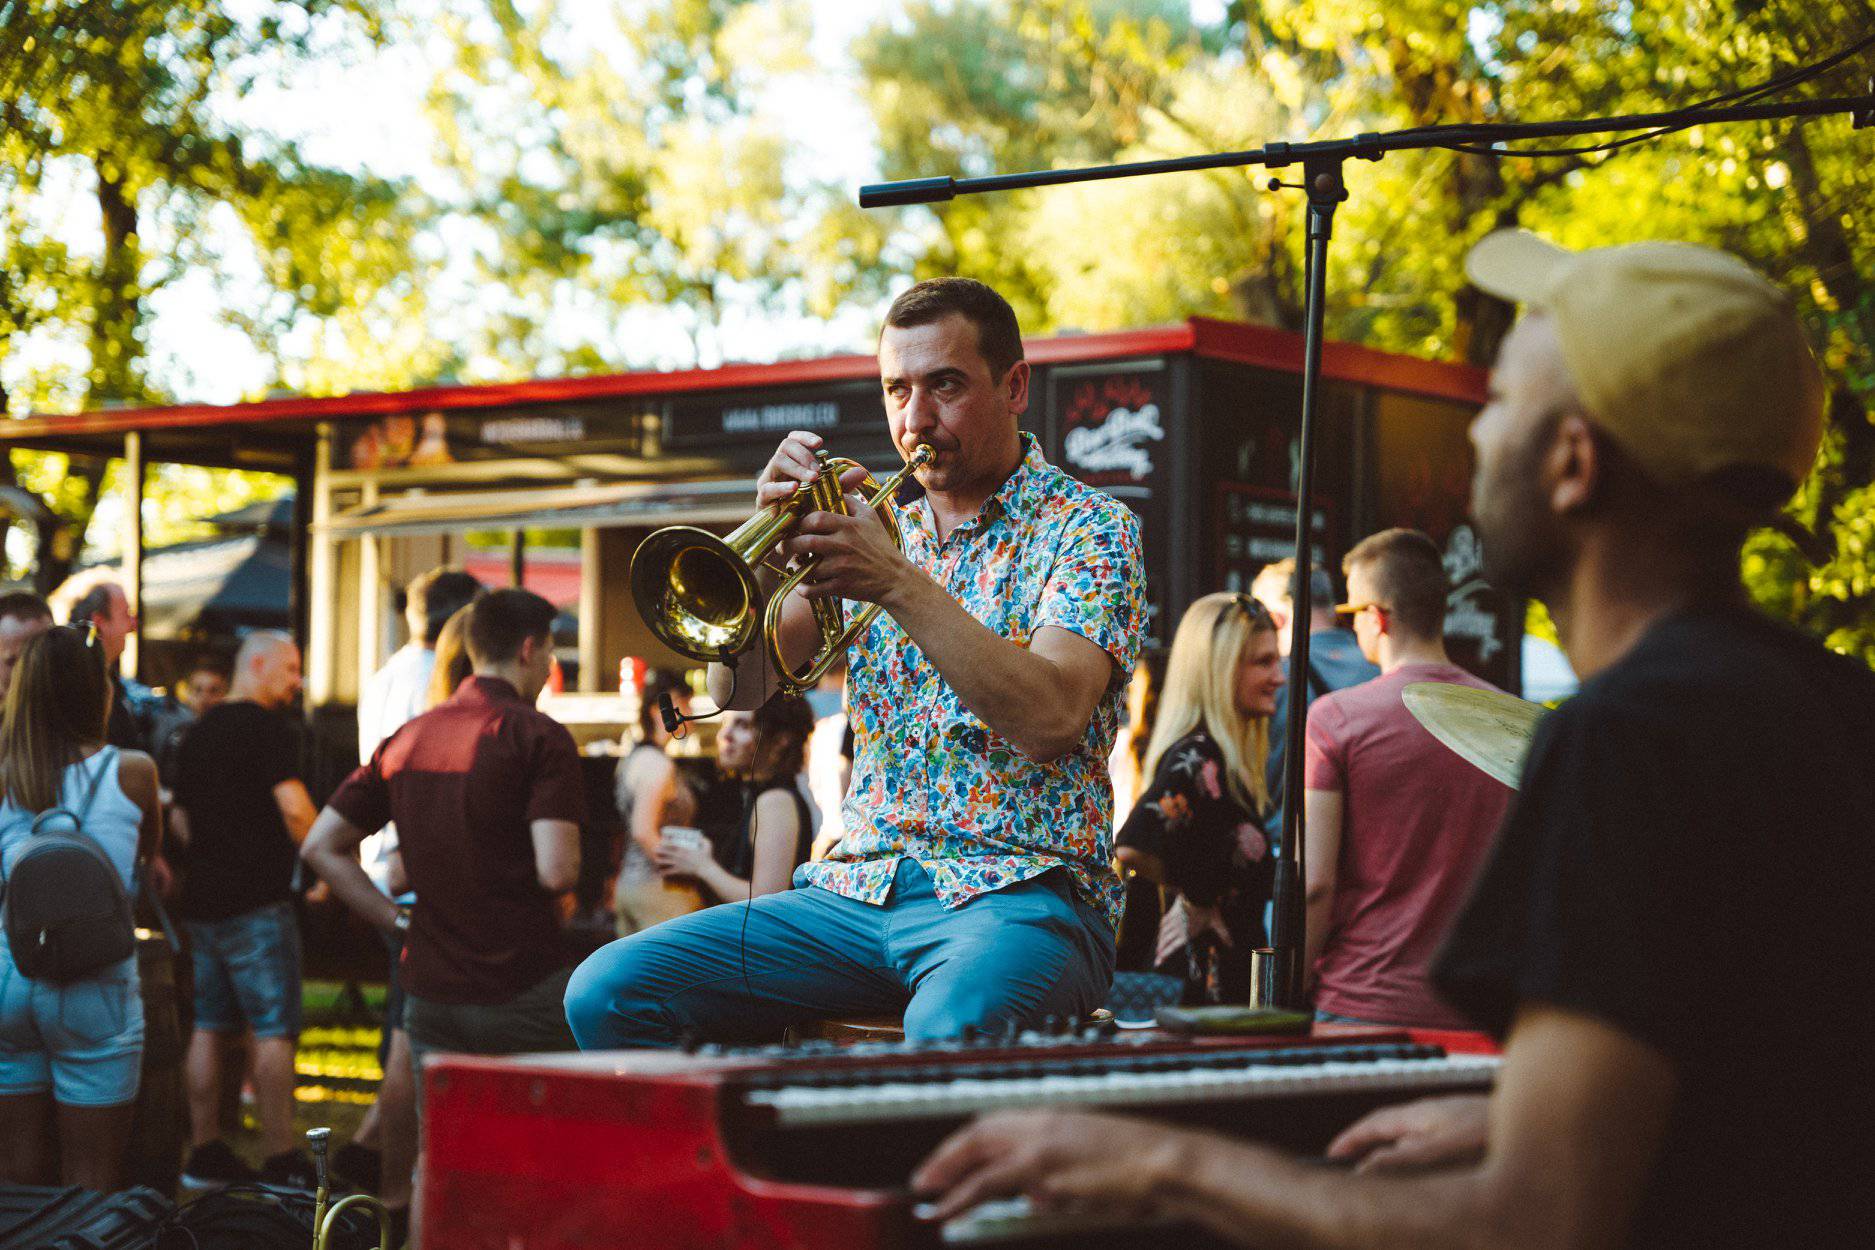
[566,277,1148,1046]
[915,234,1875,1247]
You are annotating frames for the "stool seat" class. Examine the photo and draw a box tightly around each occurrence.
[787,1009,1114,1045]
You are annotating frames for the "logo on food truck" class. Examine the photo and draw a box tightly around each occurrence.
[1062,376,1164,483]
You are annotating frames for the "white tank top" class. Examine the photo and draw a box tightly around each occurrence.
[0,748,142,891]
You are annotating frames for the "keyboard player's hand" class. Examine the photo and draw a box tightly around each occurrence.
[912,1109,1191,1224]
[1325,1093,1490,1173]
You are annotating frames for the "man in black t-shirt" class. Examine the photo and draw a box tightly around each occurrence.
[172,631,322,1191]
[912,234,1872,1248]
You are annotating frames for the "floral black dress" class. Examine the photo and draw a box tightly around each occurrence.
[1114,729,1272,1003]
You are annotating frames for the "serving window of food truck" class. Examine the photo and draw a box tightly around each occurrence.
[0,317,1503,790]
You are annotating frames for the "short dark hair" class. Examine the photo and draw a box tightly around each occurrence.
[185,652,230,681]
[883,277,1024,380]
[465,588,557,666]
[407,567,485,646]
[67,580,120,628]
[0,592,51,626]
[1343,528,1448,639]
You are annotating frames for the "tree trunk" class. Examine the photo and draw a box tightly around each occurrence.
[1780,126,1875,506]
[90,154,144,405]
[1381,36,1515,366]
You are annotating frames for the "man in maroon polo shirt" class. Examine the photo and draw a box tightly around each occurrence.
[303,588,585,1076]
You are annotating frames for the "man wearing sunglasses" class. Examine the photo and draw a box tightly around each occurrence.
[1301,528,1511,1029]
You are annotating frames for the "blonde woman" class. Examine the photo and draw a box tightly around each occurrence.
[425,605,476,711]
[1115,592,1285,1003]
[612,671,708,936]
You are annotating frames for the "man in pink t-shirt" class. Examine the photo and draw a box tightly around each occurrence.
[1302,528,1511,1028]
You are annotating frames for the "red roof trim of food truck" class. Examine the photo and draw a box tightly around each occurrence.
[1,320,1483,440]
[1182,318,1487,404]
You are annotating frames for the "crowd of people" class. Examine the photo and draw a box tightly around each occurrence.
[0,242,1866,1250]
[0,560,848,1239]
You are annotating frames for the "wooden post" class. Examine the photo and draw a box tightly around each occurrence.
[578,526,602,693]
[357,481,382,682]
[308,425,337,705]
[122,431,143,681]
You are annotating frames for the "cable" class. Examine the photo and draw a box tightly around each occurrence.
[732,710,780,1009]
[1428,29,1875,161]
[658,658,738,739]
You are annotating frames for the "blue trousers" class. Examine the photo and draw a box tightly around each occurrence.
[565,859,1114,1047]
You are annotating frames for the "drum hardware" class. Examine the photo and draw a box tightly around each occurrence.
[307,1127,394,1250]
[1401,681,1549,790]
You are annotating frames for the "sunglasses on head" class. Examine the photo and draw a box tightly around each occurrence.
[1213,592,1272,639]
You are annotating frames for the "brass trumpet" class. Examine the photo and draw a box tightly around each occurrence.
[630,444,933,696]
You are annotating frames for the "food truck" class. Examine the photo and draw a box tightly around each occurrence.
[0,316,1506,788]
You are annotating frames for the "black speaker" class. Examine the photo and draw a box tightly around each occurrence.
[0,1183,171,1249]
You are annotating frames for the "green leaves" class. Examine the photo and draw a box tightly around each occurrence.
[851,0,1874,658]
[0,0,1867,658]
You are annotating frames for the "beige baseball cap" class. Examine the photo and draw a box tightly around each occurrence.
[1466,230,1825,508]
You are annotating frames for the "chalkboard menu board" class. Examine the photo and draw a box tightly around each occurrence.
[1045,360,1173,648]
[1214,483,1334,595]
[1371,390,1517,688]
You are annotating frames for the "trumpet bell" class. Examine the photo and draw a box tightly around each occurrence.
[629,525,763,662]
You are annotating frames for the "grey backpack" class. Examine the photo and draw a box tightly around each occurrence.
[1,751,136,983]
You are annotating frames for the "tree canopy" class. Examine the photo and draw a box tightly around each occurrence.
[2,0,1870,657]
[0,0,425,580]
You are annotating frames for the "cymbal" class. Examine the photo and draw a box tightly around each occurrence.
[1401,682,1549,790]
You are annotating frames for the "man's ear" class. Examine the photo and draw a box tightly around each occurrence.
[1549,413,1601,516]
[516,633,543,667]
[1003,360,1031,416]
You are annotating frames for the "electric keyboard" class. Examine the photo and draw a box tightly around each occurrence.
[420,1028,1498,1249]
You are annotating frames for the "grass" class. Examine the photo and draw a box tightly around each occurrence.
[213,979,385,1170]
[291,981,384,1148]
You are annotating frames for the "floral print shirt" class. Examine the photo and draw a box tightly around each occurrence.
[796,434,1147,930]
[1115,729,1270,908]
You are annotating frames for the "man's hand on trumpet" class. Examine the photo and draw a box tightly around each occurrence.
[784,485,915,608]
[756,429,864,507]
[756,428,927,609]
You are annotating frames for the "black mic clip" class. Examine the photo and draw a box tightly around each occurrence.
[658,693,684,739]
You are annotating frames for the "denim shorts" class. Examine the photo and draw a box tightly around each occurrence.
[185,901,303,1038]
[0,946,144,1106]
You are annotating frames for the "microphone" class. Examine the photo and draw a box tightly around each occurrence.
[859,177,957,208]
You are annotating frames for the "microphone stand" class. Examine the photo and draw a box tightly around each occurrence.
[859,88,1874,1009]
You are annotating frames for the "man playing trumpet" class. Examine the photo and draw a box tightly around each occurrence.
[566,277,1148,1046]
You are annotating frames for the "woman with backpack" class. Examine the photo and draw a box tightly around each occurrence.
[0,625,161,1190]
